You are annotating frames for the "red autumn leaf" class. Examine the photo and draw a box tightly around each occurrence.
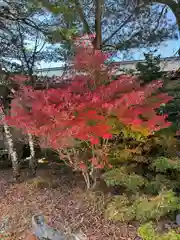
[89,157,98,165]
[176,131,180,136]
[108,164,113,168]
[89,136,99,145]
[79,162,88,171]
[95,164,105,169]
[102,133,113,139]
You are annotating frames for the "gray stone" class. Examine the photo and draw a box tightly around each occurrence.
[32,215,65,240]
[134,236,142,240]
[71,233,88,240]
[164,223,172,230]
[31,215,87,240]
[0,217,9,233]
[176,214,180,226]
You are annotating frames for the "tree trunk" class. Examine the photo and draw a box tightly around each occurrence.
[82,172,91,189]
[82,167,100,190]
[28,132,37,177]
[0,107,20,180]
[93,0,103,50]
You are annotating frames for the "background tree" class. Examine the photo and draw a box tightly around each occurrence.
[136,53,162,83]
[0,0,62,75]
[128,0,180,32]
[34,0,177,56]
[1,0,178,71]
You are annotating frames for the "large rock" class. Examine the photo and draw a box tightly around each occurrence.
[176,214,180,226]
[32,215,65,240]
[32,215,87,240]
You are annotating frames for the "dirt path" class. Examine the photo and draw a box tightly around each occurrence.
[0,168,136,240]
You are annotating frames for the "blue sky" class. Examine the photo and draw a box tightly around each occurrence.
[115,39,180,61]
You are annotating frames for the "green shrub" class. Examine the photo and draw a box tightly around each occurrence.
[162,79,180,125]
[105,195,135,222]
[152,156,180,173]
[109,148,133,164]
[102,167,146,192]
[105,190,180,223]
[153,134,180,158]
[138,222,156,240]
[138,222,180,240]
[144,174,177,194]
[134,190,180,222]
[103,113,180,224]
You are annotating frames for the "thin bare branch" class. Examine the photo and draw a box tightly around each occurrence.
[102,13,135,46]
[73,0,92,34]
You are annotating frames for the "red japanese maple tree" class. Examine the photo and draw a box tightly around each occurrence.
[6,35,173,188]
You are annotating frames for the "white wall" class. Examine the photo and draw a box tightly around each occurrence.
[34,57,180,77]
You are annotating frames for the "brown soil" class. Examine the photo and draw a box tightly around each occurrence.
[0,168,137,240]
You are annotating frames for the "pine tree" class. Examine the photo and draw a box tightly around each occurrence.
[136,53,162,83]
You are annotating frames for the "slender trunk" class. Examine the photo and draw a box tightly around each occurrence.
[90,166,98,189]
[92,0,103,86]
[82,171,91,189]
[0,107,20,180]
[82,168,99,190]
[28,133,37,177]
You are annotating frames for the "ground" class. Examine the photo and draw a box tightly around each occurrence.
[0,167,137,240]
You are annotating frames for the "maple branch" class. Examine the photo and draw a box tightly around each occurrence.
[82,171,91,189]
